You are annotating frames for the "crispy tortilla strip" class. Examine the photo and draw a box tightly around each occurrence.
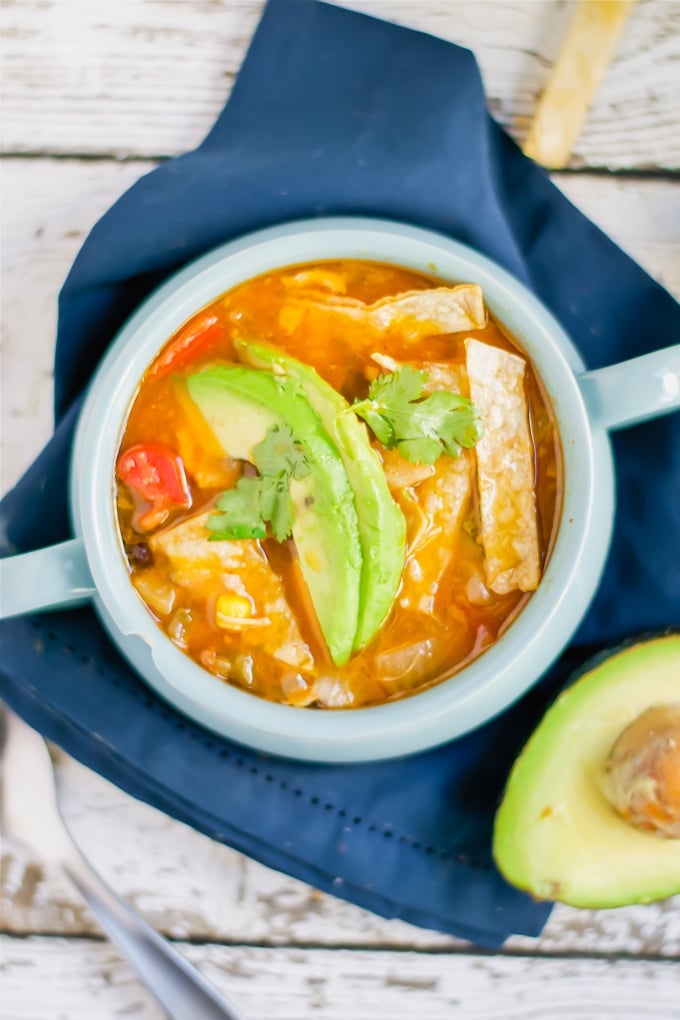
[369,354,465,395]
[523,0,634,169]
[420,361,465,395]
[150,512,313,668]
[465,339,540,594]
[367,286,486,337]
[282,285,486,340]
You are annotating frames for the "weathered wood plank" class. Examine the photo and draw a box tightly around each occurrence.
[2,159,678,495]
[1,937,679,1020]
[2,159,679,959]
[1,0,678,169]
[2,751,679,956]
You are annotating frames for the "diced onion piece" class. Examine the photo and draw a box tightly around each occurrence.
[231,654,255,688]
[133,574,177,617]
[313,675,355,708]
[375,638,439,686]
[200,649,232,680]
[281,671,317,707]
[167,607,193,647]
[465,574,492,606]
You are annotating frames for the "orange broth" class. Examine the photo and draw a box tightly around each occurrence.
[116,260,562,708]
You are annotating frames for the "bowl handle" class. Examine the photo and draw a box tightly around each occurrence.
[0,538,96,619]
[578,344,680,431]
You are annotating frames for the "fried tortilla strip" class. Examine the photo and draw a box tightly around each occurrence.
[366,286,486,337]
[150,512,313,668]
[282,285,487,340]
[465,339,540,594]
[523,0,634,169]
[369,354,466,394]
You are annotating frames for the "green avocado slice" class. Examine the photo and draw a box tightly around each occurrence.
[186,364,362,666]
[235,339,407,651]
[493,635,680,908]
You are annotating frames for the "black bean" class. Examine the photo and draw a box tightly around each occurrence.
[129,542,154,567]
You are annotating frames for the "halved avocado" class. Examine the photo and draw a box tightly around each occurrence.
[186,364,362,666]
[236,339,407,650]
[493,635,680,908]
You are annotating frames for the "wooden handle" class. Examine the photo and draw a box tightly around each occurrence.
[523,0,635,169]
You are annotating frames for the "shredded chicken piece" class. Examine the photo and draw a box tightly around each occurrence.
[373,357,473,612]
[397,453,474,615]
[150,511,313,669]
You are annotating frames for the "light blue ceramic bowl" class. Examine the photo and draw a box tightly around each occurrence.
[2,219,679,761]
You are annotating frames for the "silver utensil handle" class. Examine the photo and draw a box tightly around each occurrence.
[58,838,246,1020]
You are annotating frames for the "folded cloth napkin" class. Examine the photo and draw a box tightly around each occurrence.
[1,0,679,946]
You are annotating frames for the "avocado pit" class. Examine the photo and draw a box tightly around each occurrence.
[605,703,680,839]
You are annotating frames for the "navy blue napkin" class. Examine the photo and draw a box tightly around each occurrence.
[1,0,679,946]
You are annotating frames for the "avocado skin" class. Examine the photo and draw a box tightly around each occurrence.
[186,364,362,666]
[493,634,680,908]
[236,339,406,650]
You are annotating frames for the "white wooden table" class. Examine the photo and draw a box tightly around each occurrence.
[1,2,679,1017]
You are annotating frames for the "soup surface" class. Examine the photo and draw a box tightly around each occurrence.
[116,260,562,708]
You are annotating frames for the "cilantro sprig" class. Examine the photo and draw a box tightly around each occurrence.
[206,425,310,543]
[351,366,482,465]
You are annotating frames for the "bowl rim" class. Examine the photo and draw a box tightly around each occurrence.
[71,217,614,760]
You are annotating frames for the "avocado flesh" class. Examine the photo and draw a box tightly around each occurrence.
[493,635,680,908]
[236,340,407,650]
[186,365,362,666]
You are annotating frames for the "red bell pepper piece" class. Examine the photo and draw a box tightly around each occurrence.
[117,444,191,530]
[151,311,222,378]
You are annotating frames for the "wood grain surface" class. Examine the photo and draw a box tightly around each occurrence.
[2,159,679,492]
[1,2,679,1015]
[2,751,679,957]
[2,938,679,1020]
[2,0,679,169]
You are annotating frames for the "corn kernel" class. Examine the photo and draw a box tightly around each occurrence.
[215,594,252,629]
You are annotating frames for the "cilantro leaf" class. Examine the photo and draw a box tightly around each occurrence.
[207,424,309,543]
[368,365,428,406]
[352,366,482,465]
[252,424,310,480]
[258,472,295,543]
[395,436,442,465]
[206,477,268,540]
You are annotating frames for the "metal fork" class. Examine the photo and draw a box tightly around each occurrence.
[1,707,247,1020]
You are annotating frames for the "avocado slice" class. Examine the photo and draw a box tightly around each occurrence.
[493,635,680,908]
[235,339,407,650]
[186,364,362,666]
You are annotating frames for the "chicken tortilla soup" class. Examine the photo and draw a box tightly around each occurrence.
[115,261,562,708]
